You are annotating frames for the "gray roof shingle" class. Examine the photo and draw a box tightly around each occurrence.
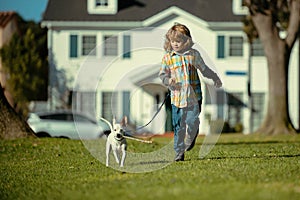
[43,0,243,23]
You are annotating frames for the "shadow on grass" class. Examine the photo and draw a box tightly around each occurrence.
[138,160,171,165]
[202,140,300,145]
[199,154,300,161]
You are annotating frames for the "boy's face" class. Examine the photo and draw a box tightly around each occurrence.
[170,39,184,53]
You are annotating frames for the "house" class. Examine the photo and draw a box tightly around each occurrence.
[41,0,299,134]
[0,11,19,107]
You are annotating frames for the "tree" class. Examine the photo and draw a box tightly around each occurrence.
[0,15,46,138]
[243,0,300,135]
[0,82,34,139]
[0,16,48,117]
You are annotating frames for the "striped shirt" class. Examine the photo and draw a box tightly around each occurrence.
[159,49,207,108]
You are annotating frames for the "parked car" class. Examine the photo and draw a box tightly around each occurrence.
[27,111,111,139]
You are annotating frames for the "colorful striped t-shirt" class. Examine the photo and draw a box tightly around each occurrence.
[159,49,206,108]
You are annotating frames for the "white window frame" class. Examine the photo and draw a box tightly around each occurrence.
[232,0,248,15]
[88,0,118,14]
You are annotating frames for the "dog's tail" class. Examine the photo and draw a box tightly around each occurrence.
[100,117,113,137]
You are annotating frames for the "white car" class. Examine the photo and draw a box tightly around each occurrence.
[27,111,111,139]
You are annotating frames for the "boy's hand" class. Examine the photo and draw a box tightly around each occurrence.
[168,77,176,86]
[214,79,222,88]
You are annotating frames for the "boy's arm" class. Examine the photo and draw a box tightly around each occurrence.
[159,56,171,86]
[194,51,222,88]
[159,69,170,86]
[202,67,222,88]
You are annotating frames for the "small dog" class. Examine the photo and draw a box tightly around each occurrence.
[106,116,127,167]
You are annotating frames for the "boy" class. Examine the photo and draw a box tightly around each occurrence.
[159,23,222,161]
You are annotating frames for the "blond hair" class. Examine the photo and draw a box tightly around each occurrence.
[164,23,194,52]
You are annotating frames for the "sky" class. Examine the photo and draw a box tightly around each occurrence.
[0,0,48,22]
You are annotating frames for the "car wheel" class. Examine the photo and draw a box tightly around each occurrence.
[36,132,51,138]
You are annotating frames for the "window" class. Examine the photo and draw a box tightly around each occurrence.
[88,0,117,14]
[101,92,129,122]
[229,36,243,56]
[96,0,108,6]
[72,91,96,118]
[122,91,130,117]
[217,35,244,58]
[216,90,227,119]
[227,93,244,129]
[252,93,265,131]
[123,35,131,58]
[251,39,264,57]
[82,35,96,56]
[104,35,118,56]
[102,92,118,121]
[70,35,78,58]
[69,34,97,58]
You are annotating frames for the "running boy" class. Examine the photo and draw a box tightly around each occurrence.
[159,23,222,161]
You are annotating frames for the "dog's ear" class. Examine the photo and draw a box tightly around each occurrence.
[121,116,128,127]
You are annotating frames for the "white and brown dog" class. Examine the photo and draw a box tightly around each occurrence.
[105,116,127,167]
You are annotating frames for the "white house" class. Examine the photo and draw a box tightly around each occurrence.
[41,0,299,134]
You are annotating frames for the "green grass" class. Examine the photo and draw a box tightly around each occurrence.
[1,134,300,200]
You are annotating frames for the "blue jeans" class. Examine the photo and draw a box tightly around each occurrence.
[172,102,201,154]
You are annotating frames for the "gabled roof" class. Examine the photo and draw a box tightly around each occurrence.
[0,11,17,28]
[43,0,243,23]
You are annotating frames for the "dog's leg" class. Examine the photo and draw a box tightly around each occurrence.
[106,141,111,167]
[120,144,126,167]
[112,148,120,165]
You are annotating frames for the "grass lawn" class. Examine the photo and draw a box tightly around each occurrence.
[1,134,300,200]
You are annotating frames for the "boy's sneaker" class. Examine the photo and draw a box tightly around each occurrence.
[174,153,184,162]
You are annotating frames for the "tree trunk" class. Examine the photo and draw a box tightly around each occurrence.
[251,11,296,135]
[257,41,296,134]
[0,83,34,139]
